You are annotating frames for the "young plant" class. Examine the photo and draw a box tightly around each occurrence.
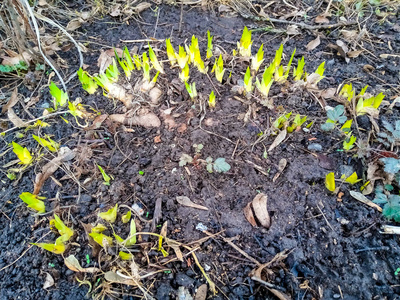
[206,157,231,173]
[32,134,59,152]
[373,185,400,222]
[273,112,292,129]
[142,52,151,82]
[97,164,113,185]
[32,242,65,254]
[212,54,225,83]
[98,203,118,223]
[49,82,68,109]
[325,172,336,193]
[115,47,135,79]
[114,219,137,246]
[340,119,353,134]
[321,105,347,131]
[68,101,90,127]
[237,26,252,57]
[339,83,355,102]
[293,56,305,81]
[50,214,74,244]
[194,51,207,74]
[20,192,45,213]
[179,63,190,82]
[122,210,131,223]
[243,66,253,95]
[187,35,200,64]
[208,91,216,108]
[343,135,357,150]
[133,54,142,70]
[177,46,189,69]
[251,44,264,73]
[105,58,120,82]
[377,119,400,148]
[185,81,197,100]
[284,48,296,80]
[272,44,283,70]
[207,30,213,59]
[256,64,274,104]
[287,114,307,133]
[12,141,32,165]
[356,93,384,116]
[89,231,113,248]
[340,172,362,184]
[165,38,177,66]
[94,73,113,92]
[148,44,164,74]
[77,68,98,94]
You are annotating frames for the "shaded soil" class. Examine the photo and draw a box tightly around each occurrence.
[1,3,400,300]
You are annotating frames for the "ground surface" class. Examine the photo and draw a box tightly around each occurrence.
[1,2,400,300]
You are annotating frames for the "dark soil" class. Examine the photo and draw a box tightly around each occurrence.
[1,2,400,300]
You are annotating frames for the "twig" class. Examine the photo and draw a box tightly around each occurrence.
[221,236,262,266]
[120,38,164,43]
[178,1,184,35]
[317,204,335,232]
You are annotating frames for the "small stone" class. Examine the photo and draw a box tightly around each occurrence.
[339,165,354,177]
[307,143,322,152]
[138,157,151,167]
[175,273,195,287]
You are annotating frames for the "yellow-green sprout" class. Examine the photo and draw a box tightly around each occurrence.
[142,52,151,82]
[243,66,253,94]
[212,54,225,83]
[194,51,207,74]
[237,26,252,57]
[256,64,274,100]
[207,30,213,59]
[165,38,177,66]
[325,172,335,192]
[49,82,68,109]
[20,192,45,213]
[133,54,142,70]
[179,63,190,82]
[12,141,32,165]
[209,91,216,108]
[105,58,120,83]
[251,44,264,73]
[32,134,59,152]
[148,44,164,74]
[343,135,357,150]
[284,48,296,81]
[115,47,135,80]
[272,44,283,70]
[177,46,189,69]
[98,203,118,223]
[187,35,199,64]
[315,61,325,79]
[94,73,113,92]
[339,83,354,102]
[97,164,113,186]
[293,56,305,81]
[77,68,98,94]
[185,81,197,100]
[356,93,384,116]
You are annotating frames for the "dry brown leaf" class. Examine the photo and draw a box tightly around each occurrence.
[64,255,100,273]
[347,50,363,58]
[252,193,270,228]
[272,158,287,182]
[286,25,300,35]
[2,88,19,113]
[33,147,75,195]
[43,272,54,289]
[315,15,330,24]
[320,88,336,100]
[104,271,137,286]
[134,2,152,13]
[176,196,208,211]
[243,202,257,227]
[194,284,208,300]
[109,112,161,128]
[86,114,108,130]
[97,49,123,73]
[268,128,287,152]
[306,36,320,51]
[341,29,358,42]
[349,191,382,212]
[166,237,183,261]
[66,18,83,31]
[154,135,162,143]
[8,108,28,128]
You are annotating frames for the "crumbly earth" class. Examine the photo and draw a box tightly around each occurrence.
[0,2,400,300]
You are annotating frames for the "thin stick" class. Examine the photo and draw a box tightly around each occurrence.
[317,204,335,232]
[120,39,164,43]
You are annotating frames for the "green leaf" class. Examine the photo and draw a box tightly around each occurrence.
[119,251,133,260]
[89,232,113,247]
[244,66,253,94]
[92,224,107,233]
[325,172,336,192]
[343,135,356,150]
[32,134,59,152]
[251,44,264,72]
[293,56,305,81]
[12,141,32,164]
[20,192,46,213]
[340,120,353,134]
[148,44,164,74]
[49,82,68,109]
[213,158,231,173]
[98,204,118,223]
[125,219,137,246]
[97,164,112,185]
[207,30,213,59]
[238,26,252,57]
[122,210,131,223]
[32,242,65,254]
[340,172,361,184]
[50,214,74,244]
[77,68,98,94]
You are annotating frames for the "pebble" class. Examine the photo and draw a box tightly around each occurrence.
[175,273,195,287]
[308,143,323,152]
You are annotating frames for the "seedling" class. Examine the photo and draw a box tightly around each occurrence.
[148,44,164,74]
[243,66,253,95]
[179,63,190,82]
[208,91,216,108]
[32,242,65,254]
[287,114,307,133]
[122,210,131,223]
[377,119,400,148]
[356,93,384,116]
[139,170,144,175]
[115,47,135,79]
[179,153,193,166]
[119,251,133,260]
[177,46,189,69]
[325,172,336,192]
[284,48,296,80]
[273,112,292,129]
[20,192,45,213]
[50,214,74,244]
[142,52,151,82]
[321,105,347,131]
[105,58,120,83]
[165,38,177,66]
[194,51,207,74]
[12,141,32,165]
[97,164,113,185]
[340,172,361,184]
[94,73,113,93]
[256,64,274,104]
[343,135,357,150]
[89,232,113,247]
[206,30,213,59]
[237,26,252,57]
[193,143,203,153]
[98,203,118,223]
[185,81,197,100]
[133,54,142,70]
[340,120,353,134]
[205,157,231,173]
[114,219,137,246]
[49,82,68,109]
[92,224,107,233]
[293,56,305,81]
[315,61,325,80]
[212,54,225,83]
[339,83,355,102]
[77,68,98,94]
[32,134,59,152]
[251,44,264,73]
[187,35,200,64]
[272,44,283,70]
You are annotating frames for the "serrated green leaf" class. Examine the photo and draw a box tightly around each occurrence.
[213,158,231,173]
[380,158,400,174]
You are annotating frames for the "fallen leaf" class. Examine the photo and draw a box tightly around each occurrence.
[243,202,257,227]
[66,18,83,31]
[252,193,270,228]
[8,108,28,128]
[363,64,375,73]
[349,191,382,212]
[315,15,330,24]
[347,50,363,58]
[43,272,54,289]
[176,196,208,211]
[33,147,75,194]
[2,88,19,113]
[194,284,208,300]
[97,49,123,74]
[177,123,187,133]
[340,29,358,42]
[320,88,336,100]
[64,255,100,273]
[86,114,108,130]
[104,271,137,286]
[273,158,287,182]
[268,128,287,152]
[109,4,121,17]
[134,2,152,14]
[306,36,320,51]
[286,25,300,35]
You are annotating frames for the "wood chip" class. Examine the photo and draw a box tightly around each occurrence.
[306,36,320,51]
[176,196,208,211]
